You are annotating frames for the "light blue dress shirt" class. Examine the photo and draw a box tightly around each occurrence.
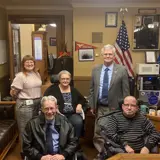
[46,119,59,153]
[99,64,113,99]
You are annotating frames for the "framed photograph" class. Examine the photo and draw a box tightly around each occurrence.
[135,16,142,27]
[49,37,56,46]
[143,16,154,27]
[105,12,118,27]
[78,48,94,62]
[145,51,156,63]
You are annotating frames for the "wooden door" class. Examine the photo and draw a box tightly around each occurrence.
[8,22,21,82]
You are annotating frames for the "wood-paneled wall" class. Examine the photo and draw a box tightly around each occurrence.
[74,76,91,97]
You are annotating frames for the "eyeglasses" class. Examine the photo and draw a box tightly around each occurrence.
[61,78,70,81]
[103,53,114,57]
[123,104,137,108]
[43,107,56,111]
[25,61,34,64]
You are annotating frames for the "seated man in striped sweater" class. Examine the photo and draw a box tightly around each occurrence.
[102,96,160,155]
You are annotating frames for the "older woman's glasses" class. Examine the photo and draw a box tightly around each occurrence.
[61,78,70,81]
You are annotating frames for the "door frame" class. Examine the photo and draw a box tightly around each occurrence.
[8,15,65,80]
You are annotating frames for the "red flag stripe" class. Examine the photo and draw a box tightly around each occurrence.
[123,51,134,77]
[115,43,124,65]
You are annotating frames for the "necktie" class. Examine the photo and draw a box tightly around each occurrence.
[46,123,53,154]
[101,68,109,99]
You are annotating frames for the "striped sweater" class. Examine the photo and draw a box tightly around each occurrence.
[104,112,160,151]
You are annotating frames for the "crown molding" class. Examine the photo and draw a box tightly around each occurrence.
[4,2,160,10]
[72,2,160,8]
[6,5,73,11]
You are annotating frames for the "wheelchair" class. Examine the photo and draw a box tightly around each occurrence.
[96,109,159,159]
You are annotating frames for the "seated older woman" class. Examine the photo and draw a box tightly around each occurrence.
[44,70,87,138]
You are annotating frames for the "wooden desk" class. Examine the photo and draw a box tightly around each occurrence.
[108,153,160,160]
[84,110,95,142]
[146,115,160,132]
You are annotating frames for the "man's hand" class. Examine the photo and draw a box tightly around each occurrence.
[40,155,53,160]
[76,104,82,113]
[51,154,65,160]
[124,145,135,153]
[140,146,150,154]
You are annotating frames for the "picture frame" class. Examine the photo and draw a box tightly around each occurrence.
[145,51,156,63]
[78,48,94,62]
[135,16,142,27]
[143,15,154,27]
[105,12,118,27]
[138,8,157,14]
[49,37,56,46]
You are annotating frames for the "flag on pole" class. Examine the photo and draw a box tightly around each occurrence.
[114,20,134,77]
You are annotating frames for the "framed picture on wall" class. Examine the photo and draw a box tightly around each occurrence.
[138,8,157,14]
[143,16,154,27]
[78,48,94,61]
[49,37,56,46]
[105,12,118,27]
[135,16,142,27]
[145,51,156,63]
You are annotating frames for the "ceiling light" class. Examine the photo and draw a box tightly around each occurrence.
[49,23,57,27]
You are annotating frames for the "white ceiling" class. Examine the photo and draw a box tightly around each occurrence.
[0,0,160,8]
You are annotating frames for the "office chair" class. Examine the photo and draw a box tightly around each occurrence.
[50,74,59,84]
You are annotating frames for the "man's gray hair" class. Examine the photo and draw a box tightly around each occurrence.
[41,95,57,107]
[58,70,71,80]
[101,44,116,55]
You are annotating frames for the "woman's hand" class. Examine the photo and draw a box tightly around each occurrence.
[10,88,20,99]
[76,104,82,113]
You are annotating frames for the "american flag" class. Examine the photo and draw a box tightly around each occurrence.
[114,20,134,77]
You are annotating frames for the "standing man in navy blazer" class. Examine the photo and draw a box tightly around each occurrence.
[88,44,130,156]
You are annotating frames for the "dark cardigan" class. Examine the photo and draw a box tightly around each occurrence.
[44,85,87,113]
